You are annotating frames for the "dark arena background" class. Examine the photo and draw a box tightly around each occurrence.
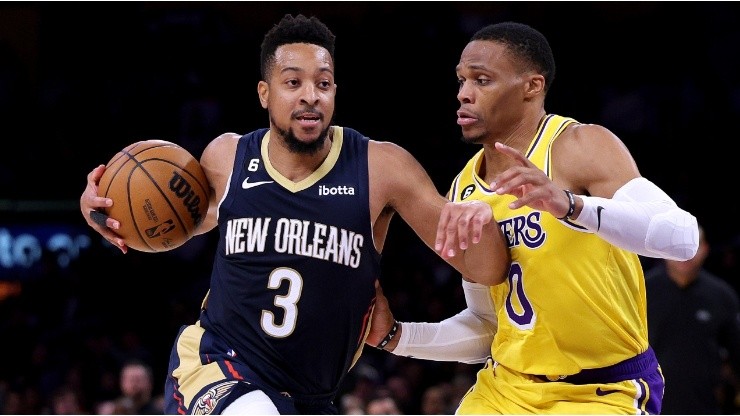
[1,2,739,414]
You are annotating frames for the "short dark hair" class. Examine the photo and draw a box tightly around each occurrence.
[260,14,336,80]
[471,22,555,92]
[121,359,153,380]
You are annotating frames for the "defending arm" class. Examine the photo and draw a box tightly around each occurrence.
[571,177,699,260]
[391,279,497,364]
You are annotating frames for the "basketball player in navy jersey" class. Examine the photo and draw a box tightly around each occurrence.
[79,14,510,414]
[366,21,699,414]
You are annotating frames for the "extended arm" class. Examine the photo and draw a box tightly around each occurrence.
[369,141,510,285]
[492,123,698,261]
[393,279,496,364]
[368,279,497,364]
[569,177,698,260]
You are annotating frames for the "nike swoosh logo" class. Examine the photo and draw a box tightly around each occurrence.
[595,387,620,396]
[242,177,274,189]
[596,206,605,232]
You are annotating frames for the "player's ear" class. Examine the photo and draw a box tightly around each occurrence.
[258,80,269,109]
[524,74,545,98]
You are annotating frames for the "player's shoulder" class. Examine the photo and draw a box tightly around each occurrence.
[203,132,240,155]
[367,140,417,170]
[562,122,616,140]
[556,121,624,153]
[210,132,242,146]
[338,125,418,168]
[364,138,426,190]
[368,138,404,152]
[200,132,242,170]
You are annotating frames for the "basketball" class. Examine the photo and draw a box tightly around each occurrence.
[97,140,210,253]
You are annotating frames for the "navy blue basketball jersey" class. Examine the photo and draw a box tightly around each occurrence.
[199,126,381,401]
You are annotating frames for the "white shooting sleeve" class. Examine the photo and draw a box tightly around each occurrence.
[571,177,699,261]
[392,279,497,364]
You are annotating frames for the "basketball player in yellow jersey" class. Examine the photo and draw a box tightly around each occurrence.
[366,21,699,414]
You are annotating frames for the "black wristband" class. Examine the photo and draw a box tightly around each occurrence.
[376,320,399,350]
[558,190,576,220]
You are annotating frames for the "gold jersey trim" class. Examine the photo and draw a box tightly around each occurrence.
[261,127,344,193]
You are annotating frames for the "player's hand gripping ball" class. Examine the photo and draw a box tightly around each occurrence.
[97,140,210,252]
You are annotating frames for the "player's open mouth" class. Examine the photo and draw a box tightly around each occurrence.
[457,110,478,126]
[296,113,321,127]
[296,113,321,121]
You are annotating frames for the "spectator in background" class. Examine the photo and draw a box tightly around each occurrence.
[48,386,88,414]
[113,360,162,414]
[339,393,365,415]
[420,383,451,415]
[384,374,415,414]
[366,395,402,415]
[447,370,475,411]
[95,399,129,415]
[646,225,740,414]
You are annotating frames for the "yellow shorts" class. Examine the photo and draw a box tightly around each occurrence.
[456,358,664,414]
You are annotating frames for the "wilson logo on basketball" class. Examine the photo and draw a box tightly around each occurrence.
[169,172,205,226]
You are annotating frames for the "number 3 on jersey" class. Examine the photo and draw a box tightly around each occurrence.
[261,267,303,337]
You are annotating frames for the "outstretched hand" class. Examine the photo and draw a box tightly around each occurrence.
[80,164,128,254]
[435,199,493,260]
[491,142,571,219]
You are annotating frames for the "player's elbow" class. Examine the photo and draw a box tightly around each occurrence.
[465,223,511,285]
[466,256,510,286]
[646,209,699,261]
[486,265,510,286]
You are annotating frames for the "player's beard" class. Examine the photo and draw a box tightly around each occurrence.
[459,132,485,145]
[271,116,333,156]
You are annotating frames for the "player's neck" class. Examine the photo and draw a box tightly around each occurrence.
[267,128,333,182]
[489,109,545,148]
[480,111,546,181]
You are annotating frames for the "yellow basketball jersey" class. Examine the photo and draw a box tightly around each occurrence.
[449,114,648,377]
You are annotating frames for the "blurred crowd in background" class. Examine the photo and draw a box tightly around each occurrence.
[2,2,740,414]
